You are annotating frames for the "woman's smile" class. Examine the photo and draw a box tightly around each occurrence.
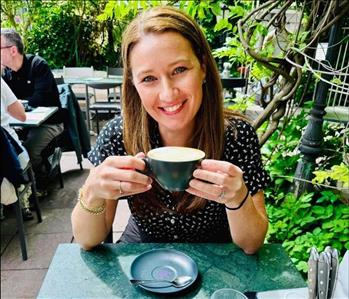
[159,100,187,115]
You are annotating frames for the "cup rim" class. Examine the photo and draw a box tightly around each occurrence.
[147,146,205,162]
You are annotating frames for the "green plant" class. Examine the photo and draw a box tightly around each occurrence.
[1,0,111,68]
[262,103,349,275]
[313,163,349,188]
[266,191,349,274]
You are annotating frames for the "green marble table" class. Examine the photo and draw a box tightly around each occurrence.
[37,243,306,299]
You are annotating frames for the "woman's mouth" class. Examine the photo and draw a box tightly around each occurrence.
[160,101,186,114]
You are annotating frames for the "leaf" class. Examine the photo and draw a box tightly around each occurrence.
[214,19,232,32]
[228,5,245,18]
[210,2,221,16]
[312,206,325,215]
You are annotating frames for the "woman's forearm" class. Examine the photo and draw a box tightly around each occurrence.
[226,191,268,254]
[71,195,118,250]
[71,204,108,250]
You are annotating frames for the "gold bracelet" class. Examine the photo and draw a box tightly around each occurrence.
[78,188,106,215]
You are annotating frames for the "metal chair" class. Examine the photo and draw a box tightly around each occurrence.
[0,128,42,260]
[63,66,95,102]
[14,162,43,260]
[88,82,122,133]
[106,67,123,101]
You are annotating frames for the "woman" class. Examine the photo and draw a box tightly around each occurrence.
[72,6,269,254]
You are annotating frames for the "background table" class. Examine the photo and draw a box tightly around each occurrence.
[9,106,58,127]
[38,243,306,299]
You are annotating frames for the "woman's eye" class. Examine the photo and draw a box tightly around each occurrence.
[142,76,156,83]
[173,66,187,75]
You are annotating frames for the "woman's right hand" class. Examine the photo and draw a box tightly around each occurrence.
[83,153,152,206]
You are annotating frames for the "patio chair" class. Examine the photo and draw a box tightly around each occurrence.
[221,77,247,100]
[63,66,95,102]
[0,127,42,261]
[56,84,91,170]
[106,67,123,101]
[88,82,122,133]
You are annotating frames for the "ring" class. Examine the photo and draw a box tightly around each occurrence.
[218,189,225,201]
[119,181,123,194]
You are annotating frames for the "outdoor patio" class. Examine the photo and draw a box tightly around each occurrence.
[1,1,348,298]
[0,145,131,299]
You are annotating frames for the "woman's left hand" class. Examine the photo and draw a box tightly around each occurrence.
[186,159,248,206]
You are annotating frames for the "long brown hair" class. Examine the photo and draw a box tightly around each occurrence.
[121,6,242,213]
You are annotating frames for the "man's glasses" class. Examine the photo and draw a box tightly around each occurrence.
[0,45,14,49]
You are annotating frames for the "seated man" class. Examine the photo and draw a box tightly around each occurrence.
[1,28,66,190]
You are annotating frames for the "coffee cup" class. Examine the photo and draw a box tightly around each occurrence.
[143,146,205,191]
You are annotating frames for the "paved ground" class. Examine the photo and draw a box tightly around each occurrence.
[1,91,130,299]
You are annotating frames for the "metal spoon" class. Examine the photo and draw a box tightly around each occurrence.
[130,275,193,288]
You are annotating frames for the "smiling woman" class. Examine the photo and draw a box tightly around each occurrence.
[71,6,270,254]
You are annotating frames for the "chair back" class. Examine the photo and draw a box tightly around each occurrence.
[87,82,122,103]
[57,84,91,166]
[87,82,121,90]
[63,66,94,78]
[106,67,123,77]
[221,78,247,89]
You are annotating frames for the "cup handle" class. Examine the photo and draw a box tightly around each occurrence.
[140,157,152,176]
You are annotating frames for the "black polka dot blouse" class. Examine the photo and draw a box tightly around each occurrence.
[88,116,270,243]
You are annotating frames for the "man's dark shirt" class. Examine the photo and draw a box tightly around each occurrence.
[2,54,64,124]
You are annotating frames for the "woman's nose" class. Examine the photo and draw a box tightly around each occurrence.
[159,78,178,102]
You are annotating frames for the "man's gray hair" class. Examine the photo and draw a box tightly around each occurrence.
[1,28,24,54]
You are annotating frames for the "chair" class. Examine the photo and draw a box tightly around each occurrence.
[88,82,122,133]
[57,84,91,169]
[0,127,42,260]
[63,66,95,102]
[221,78,247,98]
[106,67,123,101]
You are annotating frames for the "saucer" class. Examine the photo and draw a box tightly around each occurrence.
[130,248,198,293]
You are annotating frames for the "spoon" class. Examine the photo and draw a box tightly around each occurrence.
[130,275,193,288]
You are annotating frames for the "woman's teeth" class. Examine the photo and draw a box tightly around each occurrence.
[163,102,183,112]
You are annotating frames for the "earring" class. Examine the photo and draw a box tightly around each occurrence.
[203,79,206,84]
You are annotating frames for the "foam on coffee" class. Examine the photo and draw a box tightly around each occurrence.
[148,147,205,162]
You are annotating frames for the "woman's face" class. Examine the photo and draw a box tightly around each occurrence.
[130,31,206,139]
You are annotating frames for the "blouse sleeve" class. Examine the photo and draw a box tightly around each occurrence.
[87,116,127,166]
[224,119,270,195]
[1,78,17,106]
